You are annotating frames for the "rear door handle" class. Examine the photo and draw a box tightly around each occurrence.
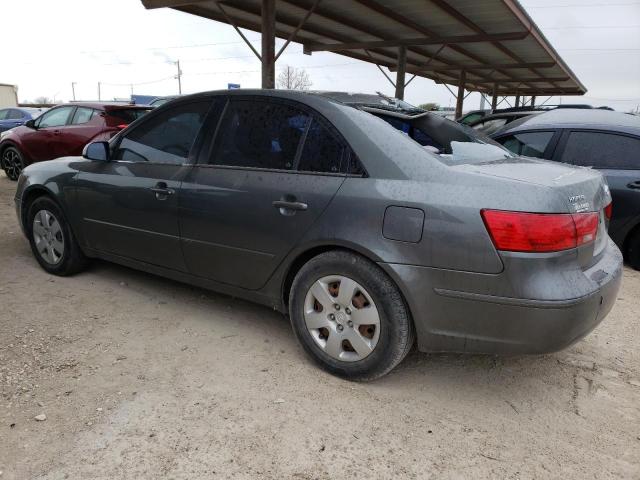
[272,200,308,211]
[627,181,640,190]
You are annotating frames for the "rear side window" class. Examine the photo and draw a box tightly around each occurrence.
[561,131,640,169]
[208,99,309,171]
[8,109,24,120]
[297,119,344,173]
[70,107,95,125]
[498,131,554,158]
[0,109,8,120]
[114,101,211,164]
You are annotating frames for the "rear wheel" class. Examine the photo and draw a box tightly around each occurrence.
[1,146,25,181]
[27,196,88,276]
[627,228,640,270]
[289,251,414,381]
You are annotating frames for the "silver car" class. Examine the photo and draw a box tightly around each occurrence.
[13,90,623,380]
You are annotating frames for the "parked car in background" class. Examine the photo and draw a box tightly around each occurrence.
[0,107,48,133]
[1,102,151,180]
[467,110,542,135]
[458,104,599,128]
[492,109,640,269]
[14,90,621,380]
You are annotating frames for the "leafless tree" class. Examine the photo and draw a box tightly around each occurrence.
[33,96,53,105]
[276,66,312,90]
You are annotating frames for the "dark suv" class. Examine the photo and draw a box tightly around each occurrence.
[1,102,151,180]
[493,108,640,269]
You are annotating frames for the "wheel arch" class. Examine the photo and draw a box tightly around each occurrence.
[279,242,410,316]
[20,185,61,231]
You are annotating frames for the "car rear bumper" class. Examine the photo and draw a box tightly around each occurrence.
[380,238,623,354]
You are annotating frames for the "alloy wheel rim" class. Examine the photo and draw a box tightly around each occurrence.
[32,210,64,265]
[3,150,22,179]
[304,275,381,362]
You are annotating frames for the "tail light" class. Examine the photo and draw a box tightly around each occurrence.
[116,124,128,130]
[604,202,612,220]
[481,210,599,253]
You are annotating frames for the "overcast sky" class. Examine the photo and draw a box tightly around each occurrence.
[3,0,639,111]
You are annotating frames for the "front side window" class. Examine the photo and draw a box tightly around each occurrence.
[208,99,309,171]
[561,131,640,169]
[0,109,8,120]
[71,107,96,125]
[113,101,211,164]
[37,107,74,128]
[499,131,554,158]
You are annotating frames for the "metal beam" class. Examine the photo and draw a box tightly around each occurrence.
[261,0,275,89]
[277,0,321,61]
[395,46,407,100]
[303,31,528,52]
[402,62,556,72]
[455,70,466,119]
[491,83,498,110]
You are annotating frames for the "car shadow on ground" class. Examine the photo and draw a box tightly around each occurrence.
[84,258,570,395]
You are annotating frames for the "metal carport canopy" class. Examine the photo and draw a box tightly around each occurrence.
[141,0,586,114]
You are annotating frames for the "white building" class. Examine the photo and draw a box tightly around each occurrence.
[0,83,18,108]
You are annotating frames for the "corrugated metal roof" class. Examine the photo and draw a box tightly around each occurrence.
[141,0,586,96]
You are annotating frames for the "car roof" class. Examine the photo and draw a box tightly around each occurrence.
[55,102,152,111]
[495,108,640,136]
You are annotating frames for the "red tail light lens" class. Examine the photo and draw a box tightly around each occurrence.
[481,210,599,253]
[116,124,129,130]
[604,202,612,220]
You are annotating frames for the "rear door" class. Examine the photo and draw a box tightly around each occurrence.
[54,106,102,157]
[76,99,213,271]
[554,129,640,245]
[180,96,348,289]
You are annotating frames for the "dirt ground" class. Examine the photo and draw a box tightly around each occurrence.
[0,173,638,480]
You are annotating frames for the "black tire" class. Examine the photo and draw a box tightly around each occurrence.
[1,145,25,181]
[289,250,414,381]
[26,196,88,276]
[627,228,640,270]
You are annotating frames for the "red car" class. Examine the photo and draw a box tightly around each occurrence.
[0,102,151,180]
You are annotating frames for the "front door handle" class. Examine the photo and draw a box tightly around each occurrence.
[150,182,175,199]
[273,200,308,211]
[627,180,640,190]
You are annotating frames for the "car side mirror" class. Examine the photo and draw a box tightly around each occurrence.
[25,119,36,129]
[82,141,110,162]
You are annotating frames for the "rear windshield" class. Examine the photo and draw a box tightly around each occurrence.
[107,108,151,124]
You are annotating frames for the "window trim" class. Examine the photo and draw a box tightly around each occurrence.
[198,95,359,177]
[553,129,640,170]
[109,98,216,166]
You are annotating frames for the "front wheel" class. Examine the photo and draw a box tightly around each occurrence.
[1,146,25,181]
[27,196,88,276]
[289,251,414,381]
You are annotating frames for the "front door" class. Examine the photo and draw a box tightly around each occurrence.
[180,97,348,290]
[22,106,75,161]
[76,99,214,271]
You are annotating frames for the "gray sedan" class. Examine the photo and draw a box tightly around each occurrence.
[13,90,623,380]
